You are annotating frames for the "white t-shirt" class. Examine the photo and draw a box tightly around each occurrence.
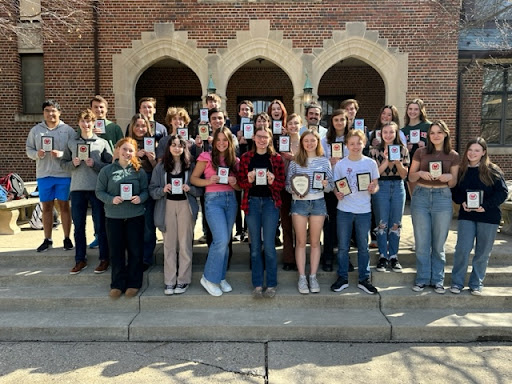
[334,156,379,214]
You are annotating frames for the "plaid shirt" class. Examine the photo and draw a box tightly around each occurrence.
[237,151,285,214]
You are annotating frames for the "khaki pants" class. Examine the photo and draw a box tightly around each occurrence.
[163,199,193,286]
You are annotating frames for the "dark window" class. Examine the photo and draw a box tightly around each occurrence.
[318,95,355,127]
[165,96,203,125]
[481,66,512,145]
[236,97,281,117]
[21,54,44,114]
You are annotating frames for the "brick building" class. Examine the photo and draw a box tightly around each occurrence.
[2,0,510,179]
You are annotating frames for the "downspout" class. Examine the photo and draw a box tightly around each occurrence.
[456,54,476,153]
[93,0,100,94]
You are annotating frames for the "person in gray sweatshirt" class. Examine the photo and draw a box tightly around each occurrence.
[26,99,76,253]
[61,109,113,275]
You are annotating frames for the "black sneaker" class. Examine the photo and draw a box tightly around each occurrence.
[358,279,378,294]
[63,237,74,251]
[37,239,53,253]
[376,258,388,272]
[331,276,349,292]
[390,258,402,273]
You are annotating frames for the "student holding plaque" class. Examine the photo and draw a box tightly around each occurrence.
[330,129,380,295]
[61,109,113,275]
[369,122,410,273]
[237,125,285,298]
[96,138,148,299]
[157,107,193,160]
[127,114,158,269]
[368,105,406,150]
[191,127,240,297]
[279,114,302,271]
[401,99,431,157]
[320,109,349,271]
[149,135,200,295]
[285,131,333,294]
[408,120,460,294]
[450,138,508,296]
[25,99,76,253]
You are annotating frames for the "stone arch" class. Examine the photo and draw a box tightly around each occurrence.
[214,20,305,113]
[311,22,408,118]
[112,23,208,129]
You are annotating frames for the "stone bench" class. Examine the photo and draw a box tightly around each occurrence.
[501,201,512,235]
[0,198,40,235]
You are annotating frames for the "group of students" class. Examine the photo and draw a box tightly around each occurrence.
[26,95,508,300]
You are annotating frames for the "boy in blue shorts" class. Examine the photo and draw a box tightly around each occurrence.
[26,100,76,252]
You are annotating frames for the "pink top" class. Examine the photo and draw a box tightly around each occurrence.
[197,151,239,193]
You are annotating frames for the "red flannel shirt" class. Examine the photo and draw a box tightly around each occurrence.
[237,151,285,214]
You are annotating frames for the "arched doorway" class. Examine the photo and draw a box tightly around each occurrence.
[225,58,294,124]
[135,58,203,126]
[317,58,385,127]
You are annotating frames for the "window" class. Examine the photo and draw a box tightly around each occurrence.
[21,54,44,114]
[318,95,355,127]
[481,66,512,145]
[165,96,203,124]
[236,97,280,116]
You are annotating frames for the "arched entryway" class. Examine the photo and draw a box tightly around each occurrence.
[317,58,385,127]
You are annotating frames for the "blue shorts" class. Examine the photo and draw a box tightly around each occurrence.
[291,198,327,217]
[37,177,71,202]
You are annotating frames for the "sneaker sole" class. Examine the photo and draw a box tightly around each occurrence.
[376,267,387,272]
[470,290,482,296]
[37,246,52,253]
[412,285,425,292]
[201,277,222,297]
[309,287,320,293]
[357,284,377,295]
[450,288,461,294]
[331,283,349,292]
[94,268,108,274]
[164,290,174,295]
[174,288,188,294]
[298,288,310,294]
[392,268,403,273]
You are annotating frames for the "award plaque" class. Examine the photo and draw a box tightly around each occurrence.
[331,143,343,158]
[243,123,254,139]
[120,183,133,200]
[312,172,325,190]
[95,119,106,134]
[200,108,209,122]
[77,144,90,161]
[335,177,351,196]
[178,128,189,140]
[171,178,183,194]
[218,166,229,184]
[375,130,382,143]
[272,120,282,135]
[41,136,53,152]
[429,161,442,178]
[357,172,371,191]
[199,124,209,140]
[144,137,155,152]
[279,135,290,152]
[240,117,250,127]
[354,119,365,131]
[388,145,401,161]
[466,190,482,209]
[290,174,310,198]
[308,124,319,133]
[255,168,267,186]
[410,129,420,144]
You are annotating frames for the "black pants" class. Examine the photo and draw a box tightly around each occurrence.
[106,215,144,291]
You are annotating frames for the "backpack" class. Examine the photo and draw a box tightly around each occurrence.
[29,202,60,230]
[0,173,26,200]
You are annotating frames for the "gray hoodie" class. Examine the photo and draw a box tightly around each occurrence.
[26,121,76,179]
[61,132,113,192]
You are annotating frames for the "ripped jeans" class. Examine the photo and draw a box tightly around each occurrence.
[372,179,405,260]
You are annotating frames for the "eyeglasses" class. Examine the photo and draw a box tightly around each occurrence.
[254,134,270,140]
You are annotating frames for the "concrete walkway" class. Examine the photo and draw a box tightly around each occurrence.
[0,341,511,383]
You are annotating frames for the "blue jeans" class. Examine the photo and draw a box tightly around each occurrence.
[372,179,405,259]
[246,196,280,288]
[336,210,371,281]
[411,186,452,286]
[451,220,498,291]
[70,190,108,263]
[143,172,156,265]
[204,191,237,284]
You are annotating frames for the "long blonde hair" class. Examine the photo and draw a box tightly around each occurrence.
[295,130,323,167]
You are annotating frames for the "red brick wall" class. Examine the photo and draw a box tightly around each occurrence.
[0,0,462,180]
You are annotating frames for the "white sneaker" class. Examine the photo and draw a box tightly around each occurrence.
[220,279,232,293]
[309,275,320,293]
[201,276,222,296]
[298,275,309,294]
